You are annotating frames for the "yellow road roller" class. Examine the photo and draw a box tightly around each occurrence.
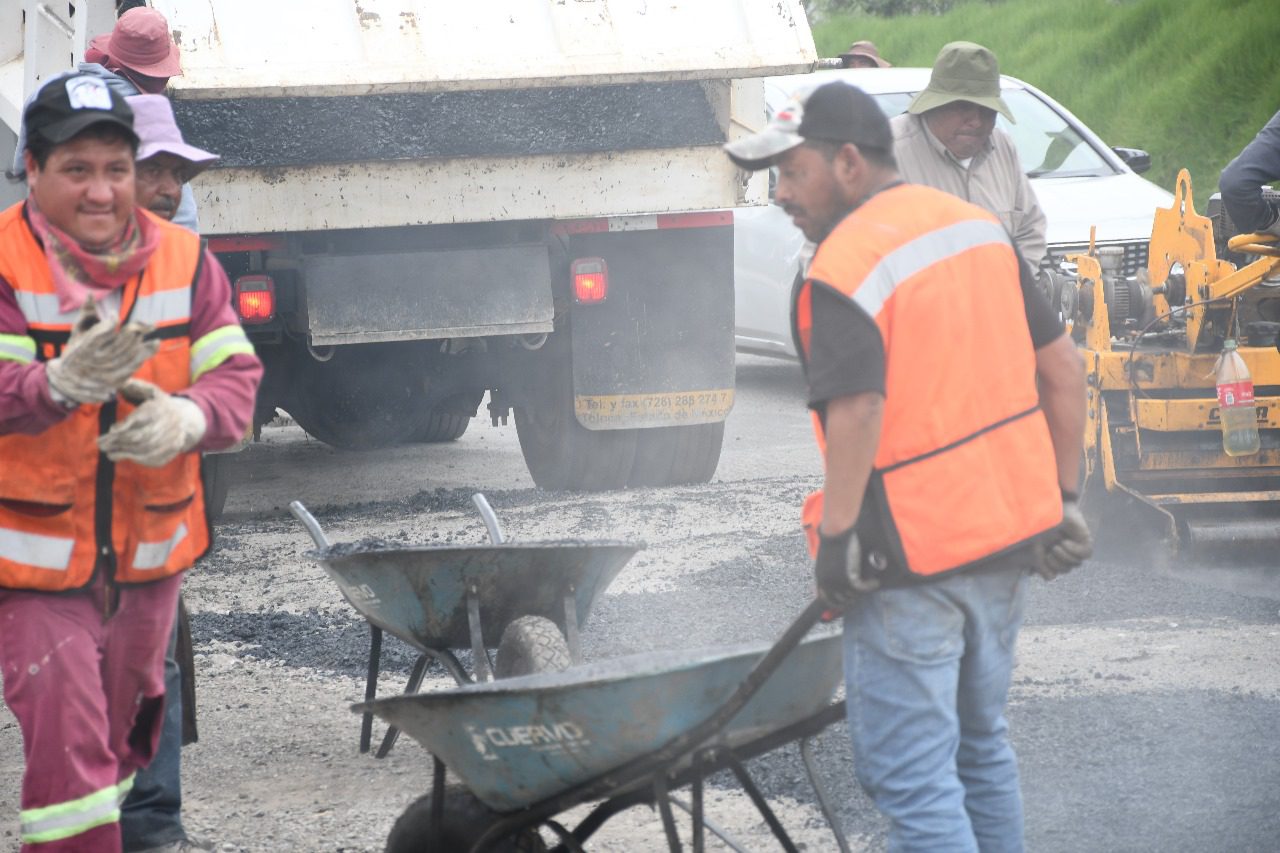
[1059,169,1280,550]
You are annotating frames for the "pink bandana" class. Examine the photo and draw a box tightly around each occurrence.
[26,201,161,313]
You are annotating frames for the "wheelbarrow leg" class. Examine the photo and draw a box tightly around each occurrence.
[359,624,382,754]
[562,588,582,664]
[652,775,683,852]
[375,653,431,758]
[801,735,852,853]
[725,753,800,853]
[466,587,494,682]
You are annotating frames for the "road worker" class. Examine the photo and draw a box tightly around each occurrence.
[1220,109,1280,239]
[10,6,198,233]
[839,40,891,69]
[119,93,221,853]
[0,74,260,852]
[725,81,1090,850]
[891,41,1048,273]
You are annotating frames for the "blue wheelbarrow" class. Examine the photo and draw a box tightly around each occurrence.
[290,496,641,757]
[361,599,853,853]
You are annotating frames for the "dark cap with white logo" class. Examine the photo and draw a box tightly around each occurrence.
[724,81,892,171]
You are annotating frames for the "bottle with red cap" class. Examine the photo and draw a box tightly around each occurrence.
[1214,338,1260,457]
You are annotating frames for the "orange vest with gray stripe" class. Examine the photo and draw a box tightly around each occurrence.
[0,203,209,590]
[795,183,1061,582]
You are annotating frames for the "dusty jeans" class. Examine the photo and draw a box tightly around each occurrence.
[843,559,1030,853]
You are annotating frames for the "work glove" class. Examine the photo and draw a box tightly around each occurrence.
[45,297,157,405]
[98,379,207,468]
[1034,497,1093,580]
[814,526,879,609]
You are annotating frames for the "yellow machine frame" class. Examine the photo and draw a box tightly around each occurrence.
[1075,170,1280,545]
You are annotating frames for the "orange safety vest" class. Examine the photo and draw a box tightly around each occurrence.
[795,183,1061,583]
[0,202,209,591]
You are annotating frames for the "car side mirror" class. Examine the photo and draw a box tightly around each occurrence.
[1112,147,1151,175]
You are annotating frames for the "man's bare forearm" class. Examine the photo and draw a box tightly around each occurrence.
[819,392,884,535]
[1036,333,1087,493]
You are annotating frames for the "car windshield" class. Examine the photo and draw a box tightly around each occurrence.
[871,88,1116,180]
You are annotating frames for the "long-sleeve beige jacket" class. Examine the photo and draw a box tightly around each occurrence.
[890,112,1047,270]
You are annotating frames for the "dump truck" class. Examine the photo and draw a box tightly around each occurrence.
[1064,169,1280,550]
[2,0,818,496]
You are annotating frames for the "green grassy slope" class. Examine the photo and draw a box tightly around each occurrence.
[813,0,1280,207]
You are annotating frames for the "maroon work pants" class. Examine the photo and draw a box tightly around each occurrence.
[0,572,181,851]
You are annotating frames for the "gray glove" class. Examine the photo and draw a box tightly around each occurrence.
[1035,498,1093,580]
[814,527,880,609]
[98,379,207,467]
[46,297,157,405]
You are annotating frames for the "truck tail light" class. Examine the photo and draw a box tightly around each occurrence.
[572,257,608,304]
[234,275,276,324]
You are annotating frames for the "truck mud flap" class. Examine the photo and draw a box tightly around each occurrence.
[567,224,734,430]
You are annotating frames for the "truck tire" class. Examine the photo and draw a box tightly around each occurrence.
[201,453,231,520]
[286,347,421,450]
[493,616,572,679]
[386,787,545,853]
[628,422,725,487]
[515,367,637,491]
[411,410,470,443]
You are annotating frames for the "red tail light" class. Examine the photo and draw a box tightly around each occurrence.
[572,257,608,304]
[234,275,276,324]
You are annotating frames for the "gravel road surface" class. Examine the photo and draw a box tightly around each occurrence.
[0,355,1275,851]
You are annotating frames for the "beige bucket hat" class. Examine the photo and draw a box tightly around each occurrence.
[907,41,1014,123]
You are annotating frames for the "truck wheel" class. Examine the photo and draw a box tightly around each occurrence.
[628,422,725,487]
[494,616,572,679]
[411,410,470,443]
[286,348,421,450]
[201,453,231,520]
[515,375,637,491]
[386,787,545,853]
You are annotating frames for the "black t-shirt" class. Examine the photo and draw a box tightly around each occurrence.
[805,246,1063,411]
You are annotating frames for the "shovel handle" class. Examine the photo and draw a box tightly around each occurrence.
[289,500,332,549]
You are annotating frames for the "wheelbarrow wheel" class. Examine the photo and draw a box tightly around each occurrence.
[386,786,546,853]
[494,616,571,679]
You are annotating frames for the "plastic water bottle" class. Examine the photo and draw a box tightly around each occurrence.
[1215,339,1260,457]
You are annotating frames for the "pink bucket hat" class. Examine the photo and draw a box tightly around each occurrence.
[89,8,182,79]
[126,95,219,176]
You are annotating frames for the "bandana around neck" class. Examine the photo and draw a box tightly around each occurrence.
[26,201,161,314]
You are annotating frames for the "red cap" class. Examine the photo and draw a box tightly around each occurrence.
[87,8,182,80]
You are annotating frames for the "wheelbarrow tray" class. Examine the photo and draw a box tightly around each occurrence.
[356,631,842,812]
[312,541,639,653]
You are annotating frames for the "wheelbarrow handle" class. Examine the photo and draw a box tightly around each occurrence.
[288,500,332,549]
[471,493,505,545]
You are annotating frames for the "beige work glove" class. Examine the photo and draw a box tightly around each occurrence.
[46,297,157,405]
[98,379,207,468]
[1034,499,1093,580]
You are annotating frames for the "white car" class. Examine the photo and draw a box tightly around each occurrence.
[734,67,1175,359]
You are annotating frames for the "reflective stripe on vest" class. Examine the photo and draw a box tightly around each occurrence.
[20,781,121,844]
[0,525,74,570]
[0,202,210,590]
[133,522,189,570]
[131,286,193,326]
[797,184,1061,580]
[12,290,79,327]
[850,218,1011,318]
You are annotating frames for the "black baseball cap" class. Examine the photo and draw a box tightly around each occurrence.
[23,74,138,148]
[725,81,892,171]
